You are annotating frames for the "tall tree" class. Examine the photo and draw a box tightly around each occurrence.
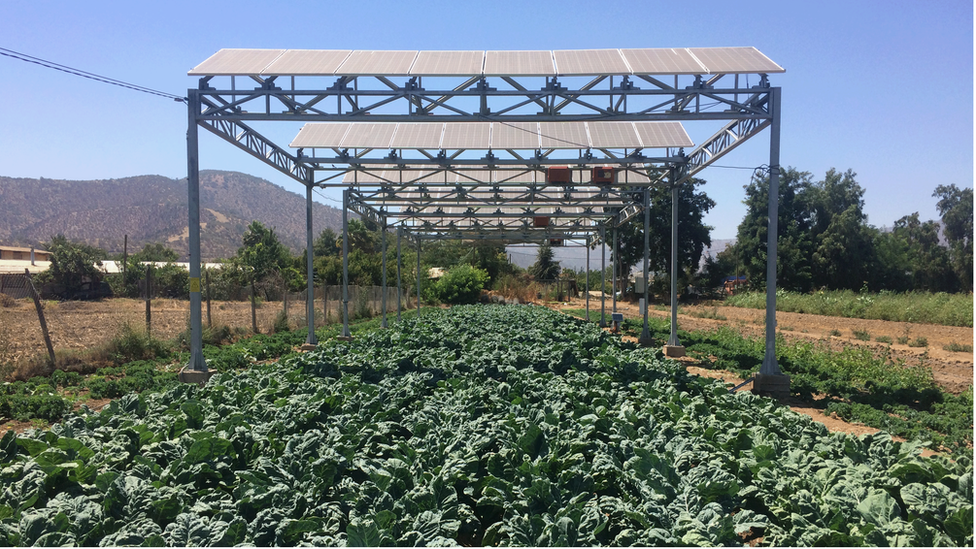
[614,178,715,290]
[892,213,956,292]
[735,168,816,292]
[933,184,973,291]
[530,242,561,280]
[235,221,292,284]
[808,169,877,290]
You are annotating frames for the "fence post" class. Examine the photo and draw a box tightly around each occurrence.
[24,269,55,366]
[145,265,152,337]
[205,269,212,328]
[250,281,258,333]
[323,283,329,325]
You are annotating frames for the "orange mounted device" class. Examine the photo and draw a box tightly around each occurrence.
[546,166,572,184]
[591,166,615,184]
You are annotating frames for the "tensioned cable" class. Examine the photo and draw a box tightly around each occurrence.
[0,46,187,103]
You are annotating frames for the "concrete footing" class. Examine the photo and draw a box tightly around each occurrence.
[336,335,354,342]
[300,343,318,351]
[663,345,686,358]
[753,373,791,399]
[178,367,216,386]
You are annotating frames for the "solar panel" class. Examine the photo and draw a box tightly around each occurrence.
[688,47,784,74]
[587,122,639,149]
[261,50,352,75]
[290,123,351,148]
[410,51,485,76]
[553,49,630,75]
[336,50,419,76]
[188,49,285,75]
[539,122,589,149]
[484,50,555,76]
[490,122,540,150]
[633,122,694,148]
[441,123,491,149]
[340,123,398,148]
[390,123,444,149]
[619,48,705,75]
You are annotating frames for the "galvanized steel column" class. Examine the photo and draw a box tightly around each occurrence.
[381,218,388,328]
[304,181,317,346]
[761,87,783,376]
[341,189,351,338]
[585,236,590,321]
[612,227,618,314]
[186,90,206,371]
[396,226,402,322]
[416,236,421,320]
[600,226,606,327]
[640,187,652,344]
[667,175,681,347]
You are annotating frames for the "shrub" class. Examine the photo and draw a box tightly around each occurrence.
[432,265,489,305]
[852,329,871,341]
[272,310,290,334]
[943,342,973,353]
[908,336,929,348]
[102,322,170,365]
[875,335,893,344]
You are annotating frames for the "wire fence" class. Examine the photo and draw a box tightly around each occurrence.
[0,274,405,369]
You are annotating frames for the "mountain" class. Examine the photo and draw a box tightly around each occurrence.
[0,170,344,260]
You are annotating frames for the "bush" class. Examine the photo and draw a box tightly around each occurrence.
[432,265,489,305]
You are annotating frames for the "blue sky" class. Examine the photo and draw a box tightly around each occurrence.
[1,0,971,240]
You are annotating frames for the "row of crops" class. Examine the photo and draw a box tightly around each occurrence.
[0,305,972,546]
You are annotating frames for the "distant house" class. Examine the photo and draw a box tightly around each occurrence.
[0,246,51,262]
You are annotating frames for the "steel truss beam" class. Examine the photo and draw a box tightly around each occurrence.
[195,74,772,122]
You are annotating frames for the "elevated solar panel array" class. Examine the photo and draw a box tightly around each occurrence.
[190,47,783,77]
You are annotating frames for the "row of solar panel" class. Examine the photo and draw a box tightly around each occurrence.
[341,167,653,184]
[190,47,783,77]
[292,121,691,150]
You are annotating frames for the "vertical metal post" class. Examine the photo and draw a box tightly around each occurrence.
[585,236,590,321]
[185,89,206,371]
[640,187,652,344]
[304,181,317,346]
[416,235,422,319]
[381,218,388,328]
[396,226,403,322]
[667,176,681,348]
[341,189,351,338]
[612,226,618,313]
[761,87,783,376]
[600,226,606,327]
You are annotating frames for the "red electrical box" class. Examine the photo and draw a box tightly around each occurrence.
[533,216,550,228]
[546,166,572,185]
[591,166,615,184]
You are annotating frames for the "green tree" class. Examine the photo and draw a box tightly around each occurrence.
[892,213,956,292]
[235,221,294,293]
[530,242,561,280]
[933,184,973,291]
[432,264,489,305]
[41,235,107,298]
[132,243,179,263]
[313,227,340,258]
[614,178,716,292]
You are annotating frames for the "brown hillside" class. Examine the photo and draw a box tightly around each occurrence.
[0,171,344,259]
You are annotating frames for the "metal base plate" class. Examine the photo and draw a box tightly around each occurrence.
[300,343,318,351]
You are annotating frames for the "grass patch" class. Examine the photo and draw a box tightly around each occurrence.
[908,336,929,348]
[852,329,871,341]
[875,335,893,344]
[830,329,842,337]
[943,342,973,353]
[724,290,973,327]
[688,307,727,321]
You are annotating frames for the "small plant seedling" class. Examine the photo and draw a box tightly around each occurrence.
[829,329,842,337]
[875,335,893,344]
[896,336,909,345]
[852,329,870,341]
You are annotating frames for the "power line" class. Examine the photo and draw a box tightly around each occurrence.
[0,46,187,103]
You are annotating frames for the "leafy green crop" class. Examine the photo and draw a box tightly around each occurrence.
[0,306,970,546]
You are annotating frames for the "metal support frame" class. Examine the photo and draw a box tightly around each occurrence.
[304,179,318,346]
[585,236,590,321]
[396,226,403,322]
[666,173,682,349]
[381,218,388,328]
[611,227,618,314]
[639,187,652,344]
[600,226,606,327]
[185,90,206,372]
[761,87,782,376]
[341,189,351,338]
[416,236,422,319]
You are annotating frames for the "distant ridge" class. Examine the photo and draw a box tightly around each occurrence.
[0,170,344,260]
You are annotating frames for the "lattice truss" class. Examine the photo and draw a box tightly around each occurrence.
[188,47,783,242]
